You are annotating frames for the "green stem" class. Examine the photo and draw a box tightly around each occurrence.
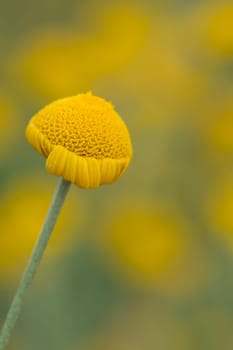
[0,177,71,350]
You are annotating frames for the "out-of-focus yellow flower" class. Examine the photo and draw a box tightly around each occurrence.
[101,198,212,297]
[185,2,233,59]
[204,94,233,155]
[202,3,233,57]
[0,175,83,283]
[92,4,149,66]
[26,93,132,188]
[107,14,207,127]
[106,203,184,279]
[10,27,90,98]
[205,174,233,253]
[10,4,150,99]
[0,93,18,157]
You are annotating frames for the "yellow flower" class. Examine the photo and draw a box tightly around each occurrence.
[204,94,233,155]
[203,3,233,57]
[9,4,149,98]
[26,93,132,188]
[185,2,233,59]
[111,210,182,277]
[107,13,207,127]
[103,200,185,280]
[101,199,212,297]
[0,175,83,283]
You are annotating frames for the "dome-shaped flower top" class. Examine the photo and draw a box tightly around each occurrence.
[25,93,132,188]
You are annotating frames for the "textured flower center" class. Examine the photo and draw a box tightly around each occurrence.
[31,93,132,160]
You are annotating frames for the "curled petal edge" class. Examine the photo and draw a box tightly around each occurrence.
[26,122,131,189]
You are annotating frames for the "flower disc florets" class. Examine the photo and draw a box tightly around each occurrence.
[26,92,132,188]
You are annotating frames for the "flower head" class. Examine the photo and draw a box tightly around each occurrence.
[26,92,132,188]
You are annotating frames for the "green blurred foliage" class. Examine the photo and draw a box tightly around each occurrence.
[0,0,233,349]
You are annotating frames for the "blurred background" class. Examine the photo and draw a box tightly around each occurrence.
[0,0,233,349]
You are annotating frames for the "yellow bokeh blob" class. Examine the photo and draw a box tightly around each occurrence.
[203,4,233,56]
[0,175,83,283]
[205,95,233,155]
[109,209,183,278]
[10,4,150,98]
[107,13,207,127]
[186,2,233,59]
[101,199,213,297]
